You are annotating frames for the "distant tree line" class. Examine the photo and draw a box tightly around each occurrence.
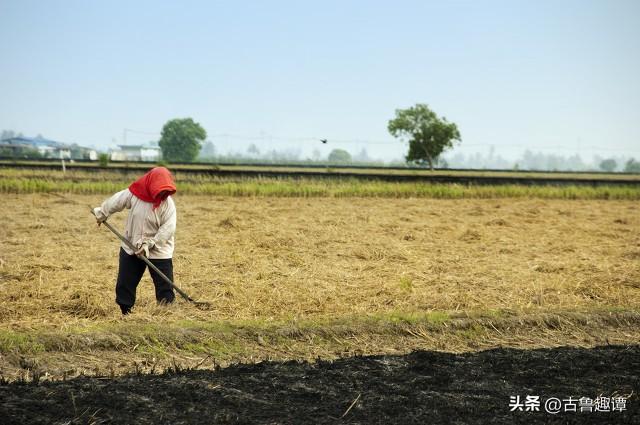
[196,143,386,166]
[443,150,640,172]
[196,138,383,166]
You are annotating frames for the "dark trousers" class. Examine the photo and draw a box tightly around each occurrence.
[116,248,175,312]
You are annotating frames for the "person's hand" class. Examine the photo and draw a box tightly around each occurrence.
[93,207,106,227]
[135,242,151,258]
[135,239,156,258]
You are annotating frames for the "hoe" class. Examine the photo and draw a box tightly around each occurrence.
[90,208,210,309]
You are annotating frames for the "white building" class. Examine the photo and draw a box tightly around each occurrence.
[110,141,162,162]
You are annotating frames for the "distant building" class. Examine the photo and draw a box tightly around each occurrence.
[0,136,71,158]
[0,136,98,160]
[69,144,98,160]
[110,141,161,162]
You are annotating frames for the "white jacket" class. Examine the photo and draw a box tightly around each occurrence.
[94,189,177,259]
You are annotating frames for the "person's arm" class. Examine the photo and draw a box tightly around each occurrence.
[135,197,176,255]
[93,189,133,223]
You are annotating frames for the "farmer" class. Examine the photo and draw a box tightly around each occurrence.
[93,167,177,315]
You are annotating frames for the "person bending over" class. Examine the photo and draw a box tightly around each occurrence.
[93,167,177,315]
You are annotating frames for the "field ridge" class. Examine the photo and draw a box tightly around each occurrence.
[2,308,639,381]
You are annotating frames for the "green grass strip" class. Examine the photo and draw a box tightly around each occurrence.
[2,308,639,356]
[1,177,639,199]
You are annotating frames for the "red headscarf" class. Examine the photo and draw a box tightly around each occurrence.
[128,167,177,209]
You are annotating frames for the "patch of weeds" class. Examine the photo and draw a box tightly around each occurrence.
[424,311,451,324]
[134,340,171,357]
[461,309,508,320]
[174,320,235,333]
[399,276,413,292]
[0,330,45,354]
[456,324,485,339]
[182,337,242,356]
[381,311,450,326]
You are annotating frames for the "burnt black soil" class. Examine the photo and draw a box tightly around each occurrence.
[1,345,638,424]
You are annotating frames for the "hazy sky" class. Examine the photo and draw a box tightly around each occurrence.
[1,0,639,161]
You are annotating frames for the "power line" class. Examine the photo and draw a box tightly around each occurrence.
[124,128,161,136]
[122,128,162,145]
[209,133,397,145]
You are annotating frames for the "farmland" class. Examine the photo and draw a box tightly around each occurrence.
[1,168,639,422]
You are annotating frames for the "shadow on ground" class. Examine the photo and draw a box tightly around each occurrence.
[1,345,638,424]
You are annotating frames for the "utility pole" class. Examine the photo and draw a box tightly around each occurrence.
[60,149,66,174]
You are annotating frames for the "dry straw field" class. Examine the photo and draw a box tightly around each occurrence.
[1,170,639,380]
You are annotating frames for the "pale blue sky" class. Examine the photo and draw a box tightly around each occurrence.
[1,0,639,161]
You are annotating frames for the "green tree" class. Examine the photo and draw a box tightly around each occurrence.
[98,153,109,167]
[247,143,260,157]
[328,149,351,163]
[159,118,207,162]
[1,130,16,141]
[624,158,640,173]
[599,158,617,172]
[0,145,41,159]
[388,103,461,169]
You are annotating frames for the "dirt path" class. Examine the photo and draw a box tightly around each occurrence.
[2,345,637,424]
